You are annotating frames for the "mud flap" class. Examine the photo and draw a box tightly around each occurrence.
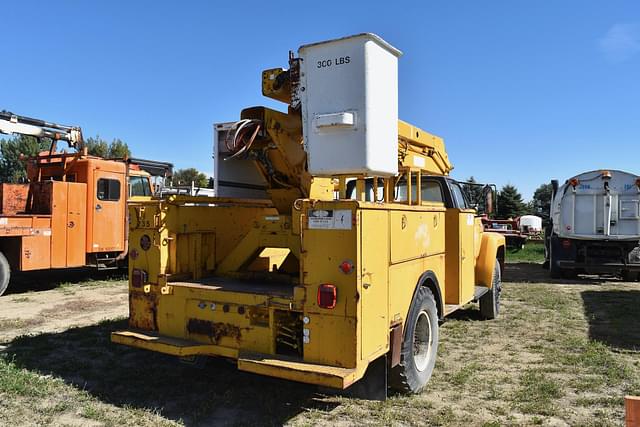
[341,355,388,401]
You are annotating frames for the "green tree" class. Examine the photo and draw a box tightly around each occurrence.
[172,168,208,187]
[531,183,553,225]
[0,135,49,183]
[496,184,527,219]
[85,135,131,158]
[107,138,130,158]
[462,176,484,207]
[85,136,109,157]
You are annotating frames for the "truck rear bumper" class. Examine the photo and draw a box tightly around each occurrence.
[238,351,359,389]
[557,261,640,271]
[111,329,361,389]
[111,329,238,358]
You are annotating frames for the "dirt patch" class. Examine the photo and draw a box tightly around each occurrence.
[0,280,127,343]
[0,264,638,426]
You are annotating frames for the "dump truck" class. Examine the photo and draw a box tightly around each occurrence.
[112,33,505,398]
[0,110,173,295]
[545,169,640,280]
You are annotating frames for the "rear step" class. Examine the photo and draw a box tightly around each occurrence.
[238,351,359,389]
[96,257,119,270]
[111,330,362,389]
[111,330,237,358]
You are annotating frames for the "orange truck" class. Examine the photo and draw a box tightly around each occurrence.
[0,110,172,295]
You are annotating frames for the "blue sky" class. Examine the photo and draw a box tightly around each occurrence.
[3,1,639,200]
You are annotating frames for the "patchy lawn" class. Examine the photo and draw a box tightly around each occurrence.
[506,241,545,264]
[0,264,639,426]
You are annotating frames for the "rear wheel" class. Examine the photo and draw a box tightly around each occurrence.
[622,270,639,282]
[389,287,439,394]
[479,260,501,320]
[549,243,563,279]
[0,251,11,296]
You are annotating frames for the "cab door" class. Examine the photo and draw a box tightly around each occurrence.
[91,171,125,252]
[445,182,476,305]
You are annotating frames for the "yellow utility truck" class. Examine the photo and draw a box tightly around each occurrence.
[112,33,505,398]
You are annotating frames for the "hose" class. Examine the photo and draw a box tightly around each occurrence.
[224,119,261,160]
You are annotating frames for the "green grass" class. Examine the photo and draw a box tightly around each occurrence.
[0,265,638,426]
[506,241,545,263]
[514,370,563,415]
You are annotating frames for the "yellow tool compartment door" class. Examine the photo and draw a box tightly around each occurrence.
[359,209,389,359]
[445,209,476,305]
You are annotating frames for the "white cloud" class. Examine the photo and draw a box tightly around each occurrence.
[598,23,640,63]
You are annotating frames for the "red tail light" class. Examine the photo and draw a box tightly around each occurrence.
[562,239,571,249]
[132,268,148,288]
[317,284,337,309]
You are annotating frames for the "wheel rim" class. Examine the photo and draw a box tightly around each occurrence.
[413,310,433,372]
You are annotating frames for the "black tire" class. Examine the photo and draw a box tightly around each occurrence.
[389,287,439,394]
[622,270,639,282]
[549,244,563,279]
[0,251,11,296]
[479,260,501,320]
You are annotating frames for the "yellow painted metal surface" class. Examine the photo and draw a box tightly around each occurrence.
[476,231,506,287]
[360,209,389,359]
[113,49,506,391]
[390,210,445,264]
[237,351,364,389]
[444,209,477,305]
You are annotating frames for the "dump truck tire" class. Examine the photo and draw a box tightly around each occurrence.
[549,244,563,279]
[0,251,10,296]
[480,260,501,320]
[389,286,439,394]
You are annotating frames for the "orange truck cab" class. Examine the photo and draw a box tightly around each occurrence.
[0,150,163,296]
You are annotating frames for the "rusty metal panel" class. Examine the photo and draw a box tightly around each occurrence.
[50,182,68,268]
[66,182,87,267]
[129,291,158,331]
[0,184,29,215]
[390,323,403,367]
[30,182,54,214]
[20,235,51,271]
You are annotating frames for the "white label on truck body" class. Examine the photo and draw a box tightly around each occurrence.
[308,209,352,230]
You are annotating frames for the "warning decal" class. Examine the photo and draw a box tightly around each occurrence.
[308,209,352,230]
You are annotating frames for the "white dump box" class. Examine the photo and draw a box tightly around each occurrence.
[551,170,640,240]
[299,33,402,177]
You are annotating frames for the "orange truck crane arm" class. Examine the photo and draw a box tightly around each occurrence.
[0,110,84,149]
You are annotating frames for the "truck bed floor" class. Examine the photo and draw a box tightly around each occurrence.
[170,276,295,298]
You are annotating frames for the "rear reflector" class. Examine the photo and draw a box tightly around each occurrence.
[562,239,571,249]
[132,269,148,288]
[317,284,337,309]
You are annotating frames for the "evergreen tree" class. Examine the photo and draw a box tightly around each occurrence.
[462,176,484,207]
[85,135,131,158]
[171,168,208,187]
[0,135,49,182]
[85,136,109,158]
[496,184,527,219]
[531,183,553,225]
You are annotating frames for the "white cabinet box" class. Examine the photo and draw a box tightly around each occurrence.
[299,33,402,177]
